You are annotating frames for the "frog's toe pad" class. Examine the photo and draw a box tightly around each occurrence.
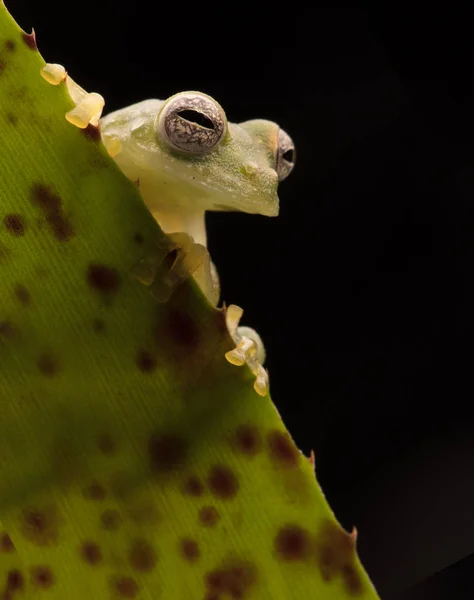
[252,362,269,396]
[65,91,105,128]
[236,326,266,366]
[225,336,257,366]
[40,63,67,85]
[223,306,269,396]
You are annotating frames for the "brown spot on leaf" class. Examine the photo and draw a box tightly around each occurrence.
[97,433,116,454]
[0,533,15,553]
[22,31,37,50]
[274,524,311,561]
[316,520,362,595]
[14,284,30,306]
[5,40,16,52]
[136,350,157,373]
[20,506,59,546]
[30,565,54,588]
[87,264,121,294]
[179,537,200,562]
[92,317,106,333]
[3,214,25,236]
[83,481,107,501]
[5,569,24,595]
[100,509,122,531]
[37,353,60,377]
[149,433,187,473]
[128,539,157,572]
[133,232,144,244]
[341,564,363,596]
[31,183,74,242]
[181,475,205,497]
[207,465,239,500]
[198,506,220,528]
[232,424,262,456]
[80,541,102,565]
[113,576,139,598]
[82,123,101,141]
[267,429,300,468]
[205,559,257,599]
[163,309,199,350]
[6,112,17,125]
[0,321,16,339]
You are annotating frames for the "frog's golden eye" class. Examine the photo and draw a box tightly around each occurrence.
[276,128,296,182]
[155,92,227,156]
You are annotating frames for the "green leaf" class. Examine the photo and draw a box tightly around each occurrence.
[0,5,380,598]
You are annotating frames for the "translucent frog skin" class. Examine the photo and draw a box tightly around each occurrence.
[99,92,295,304]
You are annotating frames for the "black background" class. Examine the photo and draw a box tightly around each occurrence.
[4,1,474,598]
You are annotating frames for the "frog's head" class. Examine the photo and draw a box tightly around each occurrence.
[101,91,295,217]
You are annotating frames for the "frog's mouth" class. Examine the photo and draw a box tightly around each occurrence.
[135,166,280,220]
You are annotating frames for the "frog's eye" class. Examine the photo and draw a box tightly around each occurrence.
[276,128,296,182]
[156,92,227,156]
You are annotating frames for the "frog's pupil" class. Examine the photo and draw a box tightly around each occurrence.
[282,148,294,163]
[177,110,215,131]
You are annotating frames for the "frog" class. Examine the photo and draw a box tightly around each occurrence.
[99,91,296,303]
[40,64,296,394]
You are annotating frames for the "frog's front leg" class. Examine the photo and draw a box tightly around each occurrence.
[166,233,220,306]
[149,209,220,305]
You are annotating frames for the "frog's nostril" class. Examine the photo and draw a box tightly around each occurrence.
[177,110,215,130]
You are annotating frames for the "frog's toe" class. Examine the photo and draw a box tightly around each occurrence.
[236,325,266,366]
[65,90,105,128]
[252,362,269,397]
[225,335,258,366]
[40,62,67,85]
[223,303,268,394]
[225,304,244,338]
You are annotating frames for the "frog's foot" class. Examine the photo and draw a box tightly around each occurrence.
[40,63,105,130]
[224,304,269,396]
[131,232,213,304]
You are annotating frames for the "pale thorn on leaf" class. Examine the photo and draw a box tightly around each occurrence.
[40,63,66,85]
[225,336,257,367]
[350,527,358,543]
[225,304,244,338]
[308,449,316,468]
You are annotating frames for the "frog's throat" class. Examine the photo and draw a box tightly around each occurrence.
[151,208,207,248]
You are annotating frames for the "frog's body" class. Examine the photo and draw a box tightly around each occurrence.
[99,93,295,307]
[41,67,296,392]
